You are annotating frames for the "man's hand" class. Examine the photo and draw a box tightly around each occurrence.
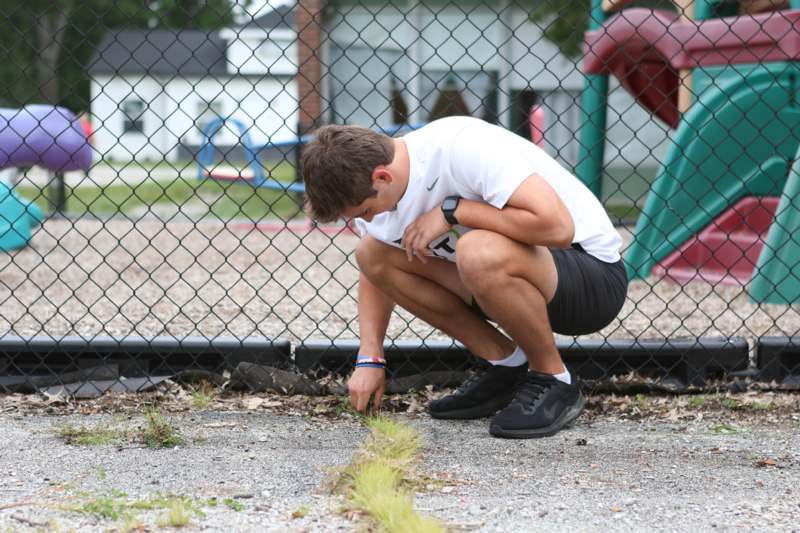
[401,206,451,263]
[348,366,386,413]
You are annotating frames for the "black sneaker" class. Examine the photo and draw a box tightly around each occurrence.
[428,363,528,420]
[489,370,585,438]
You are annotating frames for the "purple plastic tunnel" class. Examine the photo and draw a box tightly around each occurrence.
[0,105,91,172]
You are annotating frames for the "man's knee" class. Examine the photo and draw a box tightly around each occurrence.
[355,236,392,280]
[456,230,506,289]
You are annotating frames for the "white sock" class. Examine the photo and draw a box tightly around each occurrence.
[488,346,527,367]
[553,367,571,385]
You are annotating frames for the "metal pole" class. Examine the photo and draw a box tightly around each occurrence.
[575,0,609,199]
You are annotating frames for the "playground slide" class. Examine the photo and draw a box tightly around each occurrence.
[626,62,800,280]
[0,105,90,252]
[750,151,800,304]
[586,9,800,303]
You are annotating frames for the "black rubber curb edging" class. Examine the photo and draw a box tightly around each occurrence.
[296,337,751,387]
[0,335,292,378]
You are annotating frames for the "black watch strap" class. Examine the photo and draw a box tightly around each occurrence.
[441,195,461,225]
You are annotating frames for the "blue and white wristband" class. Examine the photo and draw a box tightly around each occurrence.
[355,355,386,369]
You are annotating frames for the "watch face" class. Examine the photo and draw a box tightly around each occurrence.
[443,197,458,211]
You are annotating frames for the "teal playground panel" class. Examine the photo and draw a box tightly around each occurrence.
[0,105,90,252]
[581,0,800,304]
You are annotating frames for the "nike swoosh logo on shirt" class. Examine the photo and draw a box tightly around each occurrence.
[426,177,439,191]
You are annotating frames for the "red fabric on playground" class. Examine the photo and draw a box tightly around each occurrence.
[583,8,800,129]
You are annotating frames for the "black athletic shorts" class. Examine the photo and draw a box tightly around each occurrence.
[471,244,628,336]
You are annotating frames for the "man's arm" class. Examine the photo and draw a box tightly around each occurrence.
[348,271,395,413]
[401,173,575,261]
[357,271,394,356]
[453,174,574,248]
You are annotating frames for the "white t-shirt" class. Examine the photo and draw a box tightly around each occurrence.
[355,117,623,263]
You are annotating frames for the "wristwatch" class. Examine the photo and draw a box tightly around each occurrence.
[441,195,461,226]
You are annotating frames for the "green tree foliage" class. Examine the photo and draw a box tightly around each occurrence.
[0,0,244,111]
[530,0,676,58]
[529,0,592,59]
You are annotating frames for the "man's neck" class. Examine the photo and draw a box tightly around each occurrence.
[389,138,410,203]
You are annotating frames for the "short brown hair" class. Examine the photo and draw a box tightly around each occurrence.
[301,125,395,222]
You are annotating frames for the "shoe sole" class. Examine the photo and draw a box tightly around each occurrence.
[428,393,517,420]
[488,393,586,439]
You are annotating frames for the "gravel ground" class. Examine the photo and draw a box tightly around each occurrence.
[2,218,799,351]
[0,390,798,532]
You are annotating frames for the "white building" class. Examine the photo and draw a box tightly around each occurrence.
[88,5,298,163]
[318,0,669,172]
[89,0,668,180]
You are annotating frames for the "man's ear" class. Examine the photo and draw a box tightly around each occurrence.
[371,165,393,187]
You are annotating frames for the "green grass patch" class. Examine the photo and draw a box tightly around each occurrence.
[57,424,131,446]
[631,393,650,410]
[687,395,707,408]
[710,423,741,435]
[292,505,309,518]
[721,397,774,412]
[142,409,185,449]
[70,492,204,528]
[363,417,420,467]
[602,165,658,206]
[57,410,184,448]
[156,498,194,528]
[120,514,145,533]
[189,381,218,409]
[721,398,742,411]
[222,498,245,512]
[336,417,445,533]
[14,162,302,221]
[73,490,132,520]
[605,203,642,224]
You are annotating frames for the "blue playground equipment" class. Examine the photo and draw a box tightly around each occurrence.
[0,181,44,251]
[1,105,91,252]
[196,117,424,193]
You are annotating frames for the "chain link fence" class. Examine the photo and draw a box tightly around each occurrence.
[1,0,799,396]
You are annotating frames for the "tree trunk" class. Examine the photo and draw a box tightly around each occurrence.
[36,6,69,104]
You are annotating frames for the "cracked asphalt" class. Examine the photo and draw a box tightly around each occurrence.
[0,391,798,532]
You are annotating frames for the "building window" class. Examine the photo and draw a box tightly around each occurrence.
[420,70,498,124]
[197,100,224,133]
[328,45,407,128]
[259,41,282,60]
[389,77,409,126]
[122,100,145,134]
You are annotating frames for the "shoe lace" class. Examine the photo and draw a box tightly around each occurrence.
[510,374,552,407]
[453,367,487,396]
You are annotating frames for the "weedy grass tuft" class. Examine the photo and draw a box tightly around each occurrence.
[67,491,208,530]
[687,395,706,408]
[336,416,445,533]
[223,498,245,512]
[57,425,130,446]
[710,422,741,434]
[156,498,194,528]
[364,417,420,466]
[189,381,218,409]
[721,397,773,412]
[142,409,185,448]
[292,505,309,518]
